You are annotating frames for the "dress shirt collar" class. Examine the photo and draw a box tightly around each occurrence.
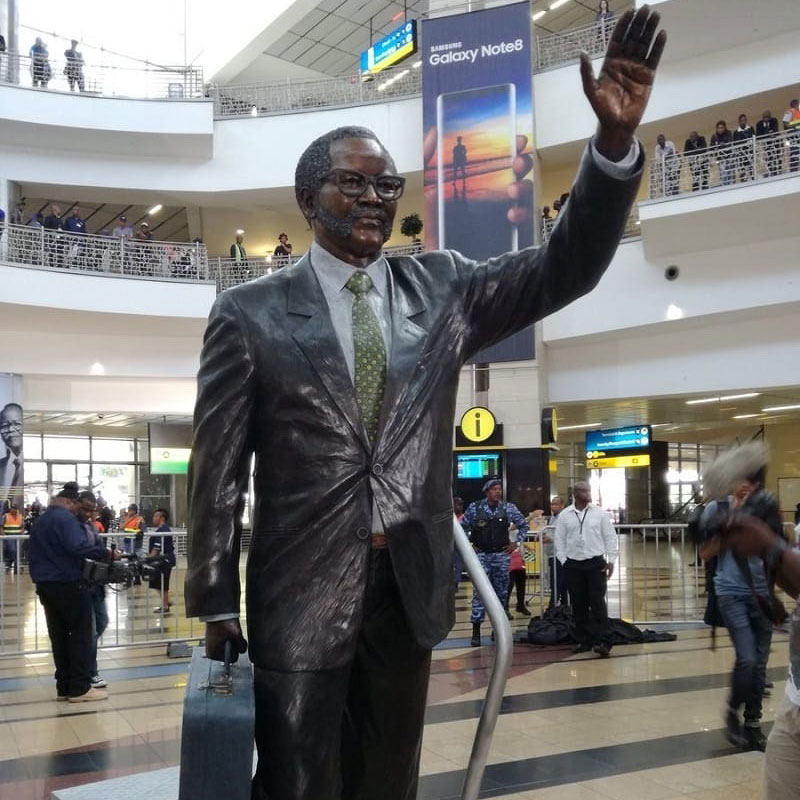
[310,241,388,301]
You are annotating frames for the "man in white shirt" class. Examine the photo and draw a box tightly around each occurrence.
[653,133,679,196]
[555,481,618,657]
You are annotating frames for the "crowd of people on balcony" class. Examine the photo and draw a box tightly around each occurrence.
[0,35,87,91]
[650,97,800,198]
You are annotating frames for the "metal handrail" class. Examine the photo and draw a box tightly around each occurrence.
[0,223,210,280]
[453,518,511,800]
[542,207,640,242]
[646,128,800,200]
[535,16,623,71]
[0,50,205,99]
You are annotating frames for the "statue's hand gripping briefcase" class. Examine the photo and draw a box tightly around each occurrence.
[179,643,255,800]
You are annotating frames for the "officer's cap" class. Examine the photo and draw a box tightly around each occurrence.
[482,478,502,493]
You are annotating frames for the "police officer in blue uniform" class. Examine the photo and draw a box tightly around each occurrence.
[462,478,529,646]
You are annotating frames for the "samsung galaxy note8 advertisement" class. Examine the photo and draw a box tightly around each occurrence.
[422,3,534,362]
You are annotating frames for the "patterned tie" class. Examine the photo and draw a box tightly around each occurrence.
[346,271,386,446]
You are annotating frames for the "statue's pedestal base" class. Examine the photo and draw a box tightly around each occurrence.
[52,766,179,799]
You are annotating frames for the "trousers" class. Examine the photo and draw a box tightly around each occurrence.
[565,556,611,647]
[765,695,800,799]
[251,549,432,800]
[717,593,772,724]
[470,551,510,623]
[548,555,568,608]
[36,582,94,697]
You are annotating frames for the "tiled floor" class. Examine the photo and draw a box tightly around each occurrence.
[0,582,788,800]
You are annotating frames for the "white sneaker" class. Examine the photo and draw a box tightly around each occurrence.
[68,687,108,703]
[90,675,107,689]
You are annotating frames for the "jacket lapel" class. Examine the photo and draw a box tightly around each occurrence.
[376,260,430,442]
[287,256,371,452]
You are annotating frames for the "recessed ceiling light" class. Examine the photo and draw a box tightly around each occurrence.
[532,10,546,20]
[559,422,603,431]
[549,0,570,8]
[666,304,684,320]
[719,392,760,401]
[148,204,162,215]
[686,397,720,405]
[236,229,245,235]
[733,414,760,419]
[762,404,800,412]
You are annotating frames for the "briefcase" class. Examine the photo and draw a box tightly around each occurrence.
[179,644,255,800]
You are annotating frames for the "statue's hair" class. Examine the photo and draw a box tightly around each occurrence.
[702,441,769,500]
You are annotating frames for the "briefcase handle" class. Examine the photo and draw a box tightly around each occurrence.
[198,642,234,696]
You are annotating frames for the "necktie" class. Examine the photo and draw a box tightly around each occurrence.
[346,271,386,446]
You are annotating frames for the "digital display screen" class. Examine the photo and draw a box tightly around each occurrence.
[148,422,193,475]
[360,20,418,76]
[457,452,500,479]
[585,425,651,456]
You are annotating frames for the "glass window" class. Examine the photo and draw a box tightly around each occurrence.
[51,463,77,484]
[23,435,42,460]
[43,435,90,461]
[25,461,47,482]
[91,438,135,462]
[136,438,150,463]
[92,464,136,511]
[78,463,91,487]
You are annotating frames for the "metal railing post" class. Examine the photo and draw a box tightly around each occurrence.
[453,518,511,800]
[39,225,45,266]
[119,237,125,274]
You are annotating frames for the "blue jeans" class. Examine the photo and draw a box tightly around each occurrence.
[717,593,772,725]
[90,589,109,675]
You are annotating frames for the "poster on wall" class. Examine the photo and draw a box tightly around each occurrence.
[421,2,535,363]
[0,375,23,512]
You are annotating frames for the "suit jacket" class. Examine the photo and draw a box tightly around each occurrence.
[756,118,778,137]
[185,146,643,671]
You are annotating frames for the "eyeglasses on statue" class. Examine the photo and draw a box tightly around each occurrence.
[322,169,406,201]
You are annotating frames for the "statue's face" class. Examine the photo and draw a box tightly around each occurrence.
[306,137,399,264]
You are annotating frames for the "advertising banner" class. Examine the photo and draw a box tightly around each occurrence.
[421,2,534,362]
[0,374,23,513]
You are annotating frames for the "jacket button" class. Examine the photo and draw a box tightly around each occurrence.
[356,527,369,540]
[372,463,383,476]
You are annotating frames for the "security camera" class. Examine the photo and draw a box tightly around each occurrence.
[665,265,679,281]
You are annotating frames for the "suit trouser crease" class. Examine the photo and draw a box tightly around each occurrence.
[717,593,772,724]
[565,557,611,647]
[470,551,510,624]
[37,582,94,697]
[251,549,432,800]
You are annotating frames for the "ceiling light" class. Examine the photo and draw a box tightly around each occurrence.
[412,60,422,68]
[236,229,244,235]
[762,404,800,412]
[391,10,404,21]
[666,304,683,321]
[719,392,760,401]
[90,361,105,376]
[549,0,570,8]
[733,414,760,419]
[559,422,603,431]
[686,396,720,405]
[148,204,162,215]
[532,10,546,21]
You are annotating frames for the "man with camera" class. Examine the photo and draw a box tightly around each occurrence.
[29,482,115,703]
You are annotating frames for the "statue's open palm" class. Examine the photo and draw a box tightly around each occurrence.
[580,6,667,149]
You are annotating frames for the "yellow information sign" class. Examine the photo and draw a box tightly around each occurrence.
[585,454,651,470]
[459,406,496,443]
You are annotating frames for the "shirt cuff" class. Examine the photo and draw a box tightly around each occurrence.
[589,136,641,178]
[199,613,239,622]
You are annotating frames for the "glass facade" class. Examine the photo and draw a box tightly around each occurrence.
[666,441,728,515]
[22,433,170,520]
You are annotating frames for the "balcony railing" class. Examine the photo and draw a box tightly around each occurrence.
[0,51,205,99]
[210,64,423,118]
[212,242,424,291]
[535,17,619,71]
[0,223,209,280]
[647,129,800,200]
[542,206,640,243]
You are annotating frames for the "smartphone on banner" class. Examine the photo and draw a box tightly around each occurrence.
[436,84,517,260]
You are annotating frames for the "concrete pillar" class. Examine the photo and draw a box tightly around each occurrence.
[1,0,19,83]
[185,205,203,243]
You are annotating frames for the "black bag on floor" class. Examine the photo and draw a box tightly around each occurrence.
[524,605,575,644]
[179,645,255,800]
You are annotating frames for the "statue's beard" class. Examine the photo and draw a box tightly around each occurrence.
[315,205,393,243]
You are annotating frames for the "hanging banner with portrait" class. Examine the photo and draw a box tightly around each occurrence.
[0,374,23,512]
[421,2,535,362]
